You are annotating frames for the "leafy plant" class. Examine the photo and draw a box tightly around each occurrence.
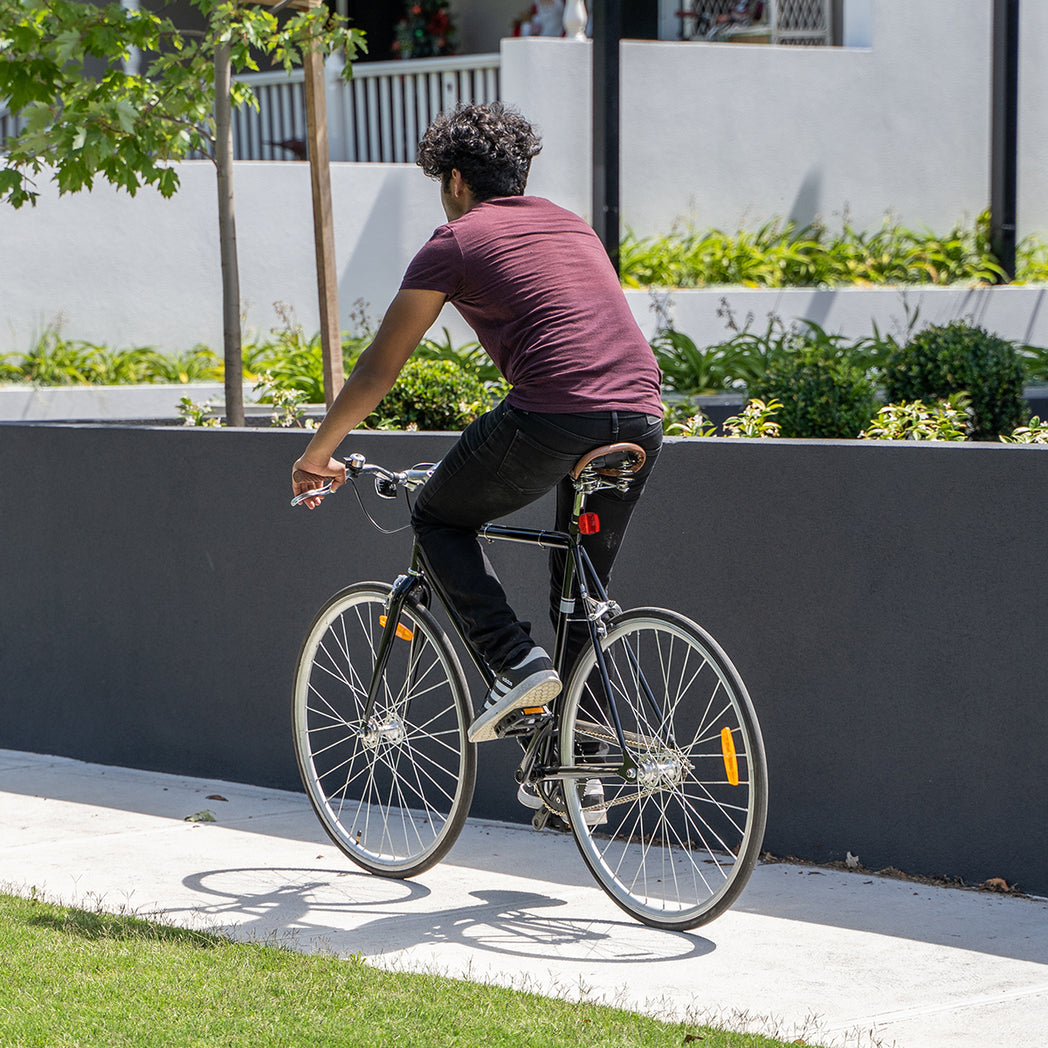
[859,396,971,441]
[1000,416,1048,445]
[1018,341,1048,384]
[1016,235,1048,284]
[752,347,876,439]
[177,396,221,427]
[650,328,743,395]
[882,321,1026,440]
[653,301,894,398]
[722,398,782,438]
[662,400,716,437]
[368,359,494,431]
[245,302,375,405]
[252,372,316,429]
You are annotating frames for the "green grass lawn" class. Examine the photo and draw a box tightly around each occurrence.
[0,892,806,1048]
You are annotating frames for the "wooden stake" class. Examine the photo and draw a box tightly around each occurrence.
[302,40,343,406]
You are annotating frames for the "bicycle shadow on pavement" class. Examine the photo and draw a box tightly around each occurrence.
[177,867,714,964]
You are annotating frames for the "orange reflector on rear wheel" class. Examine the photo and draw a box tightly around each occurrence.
[379,615,414,641]
[720,727,740,786]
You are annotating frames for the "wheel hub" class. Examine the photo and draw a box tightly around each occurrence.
[635,750,690,791]
[361,715,407,750]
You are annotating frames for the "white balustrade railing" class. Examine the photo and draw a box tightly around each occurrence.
[231,70,310,161]
[231,53,501,164]
[338,53,501,163]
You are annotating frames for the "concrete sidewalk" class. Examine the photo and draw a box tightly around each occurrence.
[2,749,1046,1048]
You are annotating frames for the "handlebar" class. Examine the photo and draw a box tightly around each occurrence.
[290,453,436,508]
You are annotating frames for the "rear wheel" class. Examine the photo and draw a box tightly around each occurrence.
[293,582,476,877]
[559,608,767,929]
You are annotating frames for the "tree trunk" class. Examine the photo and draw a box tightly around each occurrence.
[214,42,244,427]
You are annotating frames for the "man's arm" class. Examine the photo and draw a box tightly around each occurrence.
[291,288,447,506]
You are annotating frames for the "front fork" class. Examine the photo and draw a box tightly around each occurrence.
[361,561,427,727]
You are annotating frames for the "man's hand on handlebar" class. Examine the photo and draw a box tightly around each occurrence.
[292,454,347,510]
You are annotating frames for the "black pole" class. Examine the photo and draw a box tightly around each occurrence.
[592,0,621,273]
[990,0,1019,282]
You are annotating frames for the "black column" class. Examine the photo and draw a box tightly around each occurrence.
[591,0,622,273]
[990,0,1019,282]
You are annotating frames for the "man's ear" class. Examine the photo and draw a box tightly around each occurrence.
[448,169,467,197]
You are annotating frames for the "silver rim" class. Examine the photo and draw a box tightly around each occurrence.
[560,609,767,928]
[293,585,475,876]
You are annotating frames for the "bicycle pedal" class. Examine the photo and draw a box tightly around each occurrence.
[494,706,552,739]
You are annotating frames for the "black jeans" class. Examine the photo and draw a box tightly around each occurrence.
[411,400,662,675]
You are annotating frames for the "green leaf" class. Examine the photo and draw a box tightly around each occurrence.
[54,28,82,65]
[112,97,138,133]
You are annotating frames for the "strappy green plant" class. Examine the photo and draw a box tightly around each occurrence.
[621,211,1015,289]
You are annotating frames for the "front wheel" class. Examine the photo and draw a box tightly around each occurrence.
[293,582,476,878]
[559,608,767,929]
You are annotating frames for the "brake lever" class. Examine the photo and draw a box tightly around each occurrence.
[290,481,334,507]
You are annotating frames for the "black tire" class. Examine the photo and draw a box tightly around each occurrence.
[293,582,476,877]
[559,608,768,929]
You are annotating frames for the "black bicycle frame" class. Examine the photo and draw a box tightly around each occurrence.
[358,518,640,772]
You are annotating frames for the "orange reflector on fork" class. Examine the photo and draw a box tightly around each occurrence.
[721,727,740,786]
[379,616,414,641]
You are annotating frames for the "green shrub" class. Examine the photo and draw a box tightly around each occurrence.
[882,321,1026,440]
[368,359,494,431]
[752,348,876,438]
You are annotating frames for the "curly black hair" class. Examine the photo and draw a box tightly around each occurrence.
[416,102,542,200]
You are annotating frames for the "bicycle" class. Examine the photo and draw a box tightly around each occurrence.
[291,443,768,930]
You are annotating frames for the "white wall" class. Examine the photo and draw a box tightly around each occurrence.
[2,0,1048,356]
[500,1,1046,236]
[0,161,452,354]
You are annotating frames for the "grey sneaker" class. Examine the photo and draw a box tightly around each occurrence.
[468,647,561,743]
[579,779,608,827]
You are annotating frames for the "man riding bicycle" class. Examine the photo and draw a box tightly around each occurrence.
[291,102,662,747]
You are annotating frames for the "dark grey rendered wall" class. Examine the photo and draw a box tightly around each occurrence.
[2,422,1046,893]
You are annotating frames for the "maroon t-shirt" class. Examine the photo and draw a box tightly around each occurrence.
[400,196,663,415]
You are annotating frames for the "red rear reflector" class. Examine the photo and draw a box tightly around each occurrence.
[579,512,600,534]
